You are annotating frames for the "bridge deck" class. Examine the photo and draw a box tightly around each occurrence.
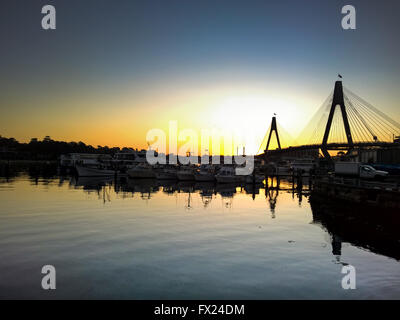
[263,142,399,154]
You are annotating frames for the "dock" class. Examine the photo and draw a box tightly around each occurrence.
[312,176,400,209]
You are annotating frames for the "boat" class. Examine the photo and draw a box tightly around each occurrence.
[194,165,216,182]
[290,158,316,174]
[75,165,115,177]
[127,163,156,179]
[60,153,112,168]
[215,166,240,184]
[177,166,195,181]
[155,167,177,180]
[113,150,147,165]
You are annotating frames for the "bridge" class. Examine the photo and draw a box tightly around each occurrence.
[259,79,400,161]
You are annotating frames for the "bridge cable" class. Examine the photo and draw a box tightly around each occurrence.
[344,94,377,140]
[349,97,398,140]
[347,103,369,142]
[344,87,400,130]
[348,97,397,141]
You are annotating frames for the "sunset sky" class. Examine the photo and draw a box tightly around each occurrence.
[1,0,400,154]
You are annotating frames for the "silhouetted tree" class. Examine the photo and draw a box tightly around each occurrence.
[0,135,128,160]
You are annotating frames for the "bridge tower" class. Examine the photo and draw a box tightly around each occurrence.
[265,115,281,152]
[321,81,354,158]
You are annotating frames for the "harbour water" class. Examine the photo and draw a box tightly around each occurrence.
[1,170,399,299]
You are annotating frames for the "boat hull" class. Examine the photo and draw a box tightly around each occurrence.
[177,173,195,181]
[75,165,115,177]
[156,172,177,180]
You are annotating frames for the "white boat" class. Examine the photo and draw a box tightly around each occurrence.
[177,166,195,181]
[60,153,112,168]
[127,163,156,178]
[194,165,215,182]
[113,149,147,166]
[215,166,239,184]
[75,165,115,177]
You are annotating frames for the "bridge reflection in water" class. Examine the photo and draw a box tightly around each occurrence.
[310,194,400,262]
[71,175,310,207]
[66,174,400,262]
[1,170,400,299]
[2,169,399,265]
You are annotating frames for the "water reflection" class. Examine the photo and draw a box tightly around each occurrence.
[0,161,58,180]
[1,168,400,299]
[310,194,400,261]
[1,168,400,264]
[72,175,400,262]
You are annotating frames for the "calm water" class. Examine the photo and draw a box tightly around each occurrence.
[0,172,399,299]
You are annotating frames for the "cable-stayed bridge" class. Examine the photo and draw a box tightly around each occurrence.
[259,80,400,160]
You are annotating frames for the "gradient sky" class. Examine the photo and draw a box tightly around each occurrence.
[1,0,399,153]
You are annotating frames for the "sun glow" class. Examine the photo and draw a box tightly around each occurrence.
[208,94,300,154]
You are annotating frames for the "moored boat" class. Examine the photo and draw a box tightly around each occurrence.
[177,166,195,181]
[75,165,115,177]
[127,163,156,178]
[60,153,112,169]
[215,166,239,184]
[155,168,177,180]
[291,158,316,174]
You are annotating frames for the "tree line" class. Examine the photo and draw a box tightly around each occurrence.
[0,135,134,161]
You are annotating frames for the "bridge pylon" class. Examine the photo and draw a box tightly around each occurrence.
[265,115,281,152]
[321,81,354,158]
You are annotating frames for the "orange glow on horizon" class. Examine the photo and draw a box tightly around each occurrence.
[2,81,399,153]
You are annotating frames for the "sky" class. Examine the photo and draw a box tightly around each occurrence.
[1,0,400,154]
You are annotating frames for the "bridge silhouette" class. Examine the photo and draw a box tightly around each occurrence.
[259,80,400,160]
